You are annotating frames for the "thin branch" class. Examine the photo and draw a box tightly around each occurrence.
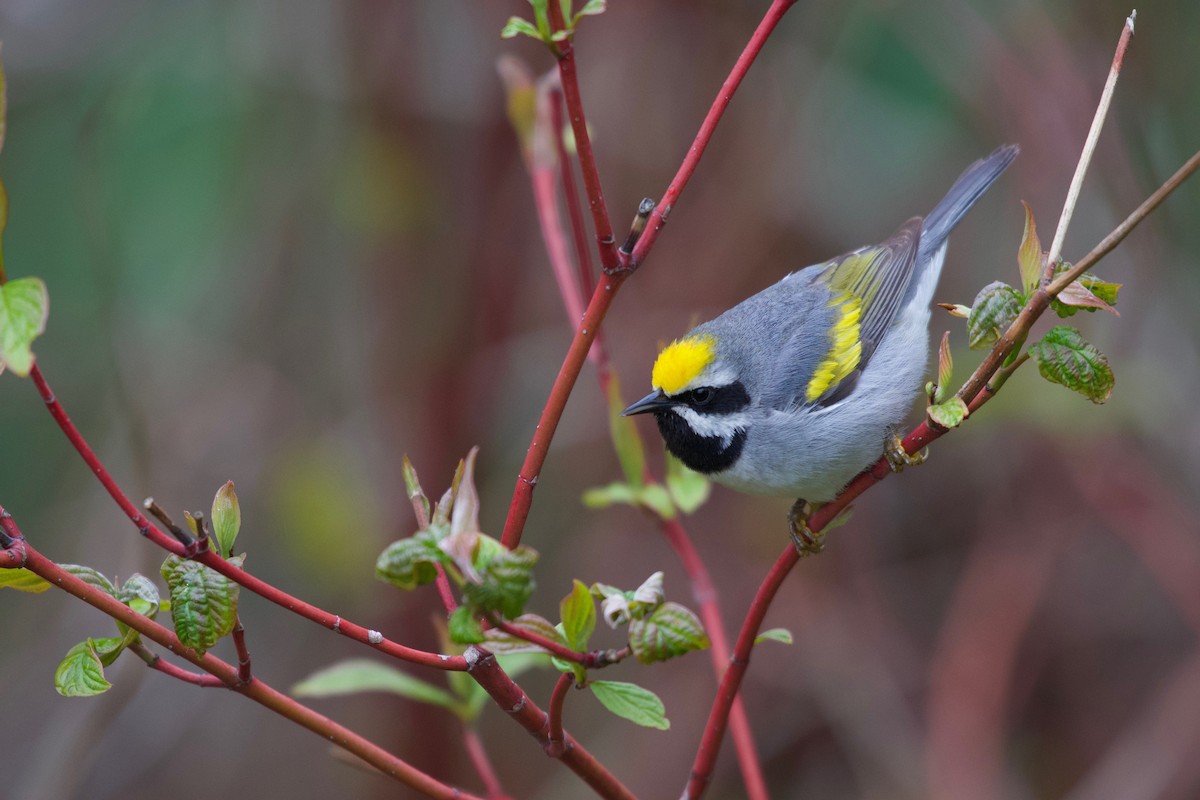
[550,86,596,301]
[232,615,252,684]
[492,619,591,665]
[466,647,636,800]
[26,364,468,671]
[546,672,573,758]
[2,526,482,800]
[1045,11,1135,270]
[462,725,512,800]
[128,641,225,688]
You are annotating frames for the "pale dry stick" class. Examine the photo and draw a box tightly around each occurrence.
[1045,10,1136,270]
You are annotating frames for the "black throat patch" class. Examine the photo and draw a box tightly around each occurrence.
[654,412,747,474]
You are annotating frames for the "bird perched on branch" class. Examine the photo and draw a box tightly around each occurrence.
[623,145,1019,553]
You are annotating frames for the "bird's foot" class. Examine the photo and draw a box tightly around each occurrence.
[884,431,927,473]
[788,499,825,557]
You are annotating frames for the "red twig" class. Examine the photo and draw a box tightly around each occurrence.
[462,725,511,800]
[627,0,799,270]
[2,526,481,800]
[26,363,467,672]
[550,86,596,301]
[128,641,226,688]
[466,647,636,800]
[546,3,621,275]
[492,619,602,667]
[232,615,252,684]
[546,672,573,758]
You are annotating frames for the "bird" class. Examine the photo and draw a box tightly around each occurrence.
[622,145,1018,554]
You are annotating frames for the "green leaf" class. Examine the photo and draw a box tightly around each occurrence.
[460,544,538,619]
[607,375,646,488]
[1017,201,1044,293]
[665,453,711,514]
[628,601,709,664]
[0,277,49,377]
[482,613,566,655]
[160,554,243,656]
[754,628,794,646]
[1052,276,1121,318]
[0,568,51,593]
[573,0,608,23]
[933,331,953,404]
[927,396,969,429]
[401,455,430,524]
[590,680,669,730]
[560,579,596,652]
[55,640,112,697]
[448,606,485,644]
[966,281,1022,350]
[91,632,137,668]
[582,481,639,509]
[637,484,675,520]
[450,447,481,537]
[500,16,542,40]
[292,659,461,712]
[1030,326,1114,404]
[60,564,116,596]
[375,527,446,590]
[118,573,161,616]
[630,571,665,615]
[210,480,241,558]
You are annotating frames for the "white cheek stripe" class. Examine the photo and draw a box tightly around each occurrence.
[671,407,749,447]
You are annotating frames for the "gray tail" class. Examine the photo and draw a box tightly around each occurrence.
[920,144,1019,257]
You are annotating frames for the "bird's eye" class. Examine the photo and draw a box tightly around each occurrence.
[692,387,714,406]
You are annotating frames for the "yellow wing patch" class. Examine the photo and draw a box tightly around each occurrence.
[652,334,717,395]
[805,293,863,402]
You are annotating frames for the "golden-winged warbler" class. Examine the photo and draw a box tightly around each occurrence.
[623,145,1018,553]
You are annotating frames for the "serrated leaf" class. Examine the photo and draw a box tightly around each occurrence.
[928,396,969,429]
[1018,201,1044,293]
[54,640,111,697]
[754,628,794,646]
[0,568,51,593]
[160,554,243,656]
[628,601,709,664]
[590,680,669,730]
[401,455,430,524]
[450,447,481,537]
[0,277,49,377]
[665,453,710,514]
[637,483,676,520]
[581,481,639,509]
[292,658,462,712]
[934,331,953,404]
[482,613,566,655]
[500,16,542,40]
[967,281,1023,350]
[448,606,486,644]
[375,528,446,590]
[118,573,161,611]
[607,375,646,488]
[461,544,538,619]
[560,579,596,651]
[60,564,116,596]
[210,480,241,558]
[1030,326,1114,404]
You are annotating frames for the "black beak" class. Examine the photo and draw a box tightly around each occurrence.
[621,390,676,416]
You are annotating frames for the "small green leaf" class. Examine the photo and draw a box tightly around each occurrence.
[573,0,608,23]
[375,527,446,590]
[581,481,639,509]
[0,568,51,593]
[91,634,135,668]
[401,455,431,524]
[448,606,485,644]
[665,453,711,514]
[482,613,566,655]
[160,554,243,656]
[55,640,111,697]
[590,680,669,730]
[1017,201,1044,293]
[637,483,676,520]
[630,571,664,614]
[934,331,953,404]
[118,573,161,617]
[500,16,542,40]
[966,281,1022,350]
[754,628,794,646]
[460,544,538,620]
[293,659,461,712]
[210,480,241,558]
[1078,275,1121,306]
[628,601,709,664]
[1052,277,1120,317]
[0,277,49,377]
[1030,326,1114,404]
[450,447,481,537]
[607,375,646,488]
[60,564,116,596]
[938,302,971,319]
[928,396,969,429]
[560,579,596,652]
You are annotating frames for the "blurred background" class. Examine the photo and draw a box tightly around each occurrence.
[1,1,1198,798]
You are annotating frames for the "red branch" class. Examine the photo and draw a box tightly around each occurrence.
[128,641,225,688]
[462,725,511,800]
[232,615,252,684]
[27,363,467,672]
[493,619,593,666]
[1,527,481,800]
[550,87,596,301]
[546,672,573,758]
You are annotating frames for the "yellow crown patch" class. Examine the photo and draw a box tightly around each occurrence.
[652,335,717,395]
